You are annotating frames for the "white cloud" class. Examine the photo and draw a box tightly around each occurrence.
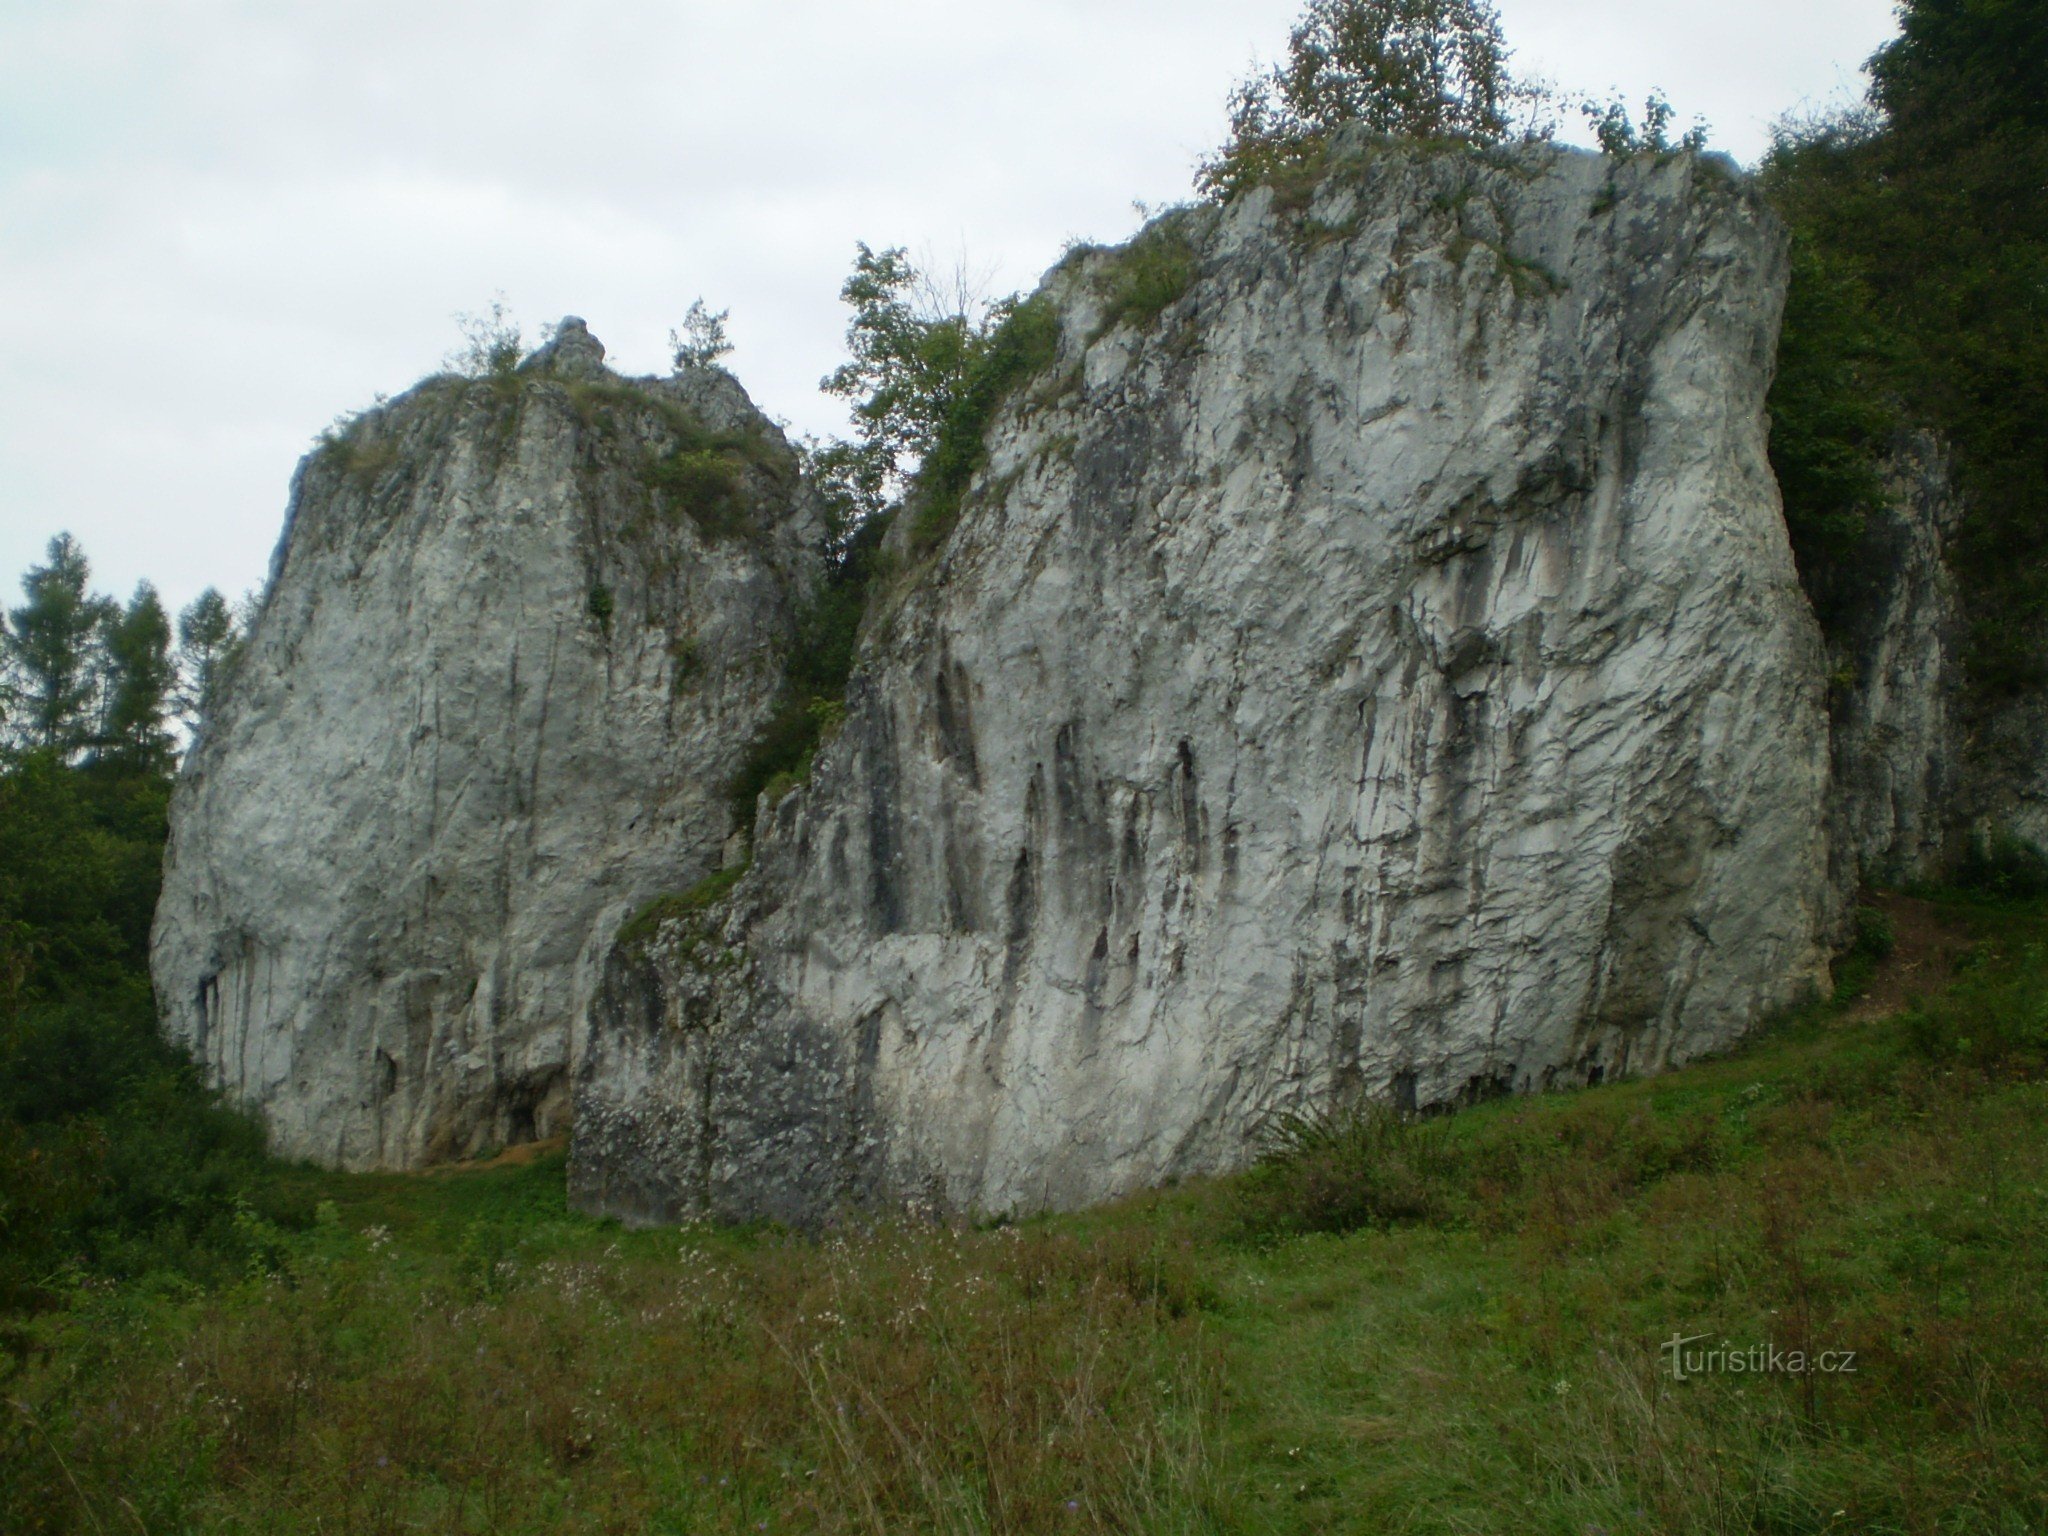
[0,0,1899,618]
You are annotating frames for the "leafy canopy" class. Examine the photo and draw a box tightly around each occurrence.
[1201,0,1545,197]
[817,243,1055,544]
[1763,0,2048,695]
[1580,90,1710,156]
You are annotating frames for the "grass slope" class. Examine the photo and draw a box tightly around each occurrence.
[4,894,2043,1535]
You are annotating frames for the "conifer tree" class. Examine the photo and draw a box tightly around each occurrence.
[4,534,112,759]
[99,582,176,770]
[174,586,241,730]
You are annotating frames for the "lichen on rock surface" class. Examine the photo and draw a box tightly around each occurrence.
[570,141,1836,1227]
[152,320,823,1169]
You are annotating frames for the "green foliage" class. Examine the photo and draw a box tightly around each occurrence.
[1089,222,1199,339]
[564,379,789,550]
[1902,932,2048,1072]
[762,249,1058,829]
[724,520,889,834]
[1957,826,2048,900]
[615,865,747,952]
[1238,1100,1461,1235]
[1763,0,2048,695]
[1851,903,1897,962]
[1580,89,1710,155]
[173,586,244,733]
[0,751,278,1313]
[447,294,525,378]
[4,535,113,758]
[820,245,1060,550]
[1765,235,1901,625]
[99,584,176,773]
[585,582,614,637]
[801,437,892,543]
[820,243,981,492]
[6,546,206,768]
[1199,0,1545,198]
[668,297,734,372]
[646,447,746,538]
[906,294,1061,555]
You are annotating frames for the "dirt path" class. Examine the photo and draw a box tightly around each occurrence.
[1840,890,1975,1023]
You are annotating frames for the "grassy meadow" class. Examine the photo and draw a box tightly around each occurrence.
[3,890,2043,1535]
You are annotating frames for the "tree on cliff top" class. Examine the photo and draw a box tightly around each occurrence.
[1200,0,1544,196]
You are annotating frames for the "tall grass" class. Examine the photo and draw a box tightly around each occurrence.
[3,1195,1219,1535]
[5,894,2045,1532]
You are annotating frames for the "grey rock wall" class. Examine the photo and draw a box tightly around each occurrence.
[152,322,822,1168]
[571,143,1835,1227]
[1818,430,2048,890]
[1822,434,1967,889]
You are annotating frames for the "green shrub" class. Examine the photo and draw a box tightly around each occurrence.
[0,753,280,1311]
[1852,904,1897,962]
[719,521,887,840]
[1197,0,1542,199]
[1763,0,2048,697]
[907,294,1061,556]
[647,447,747,539]
[1903,941,2048,1071]
[1236,1099,1462,1236]
[1090,223,1199,340]
[1764,235,1901,632]
[818,243,1061,560]
[1957,828,2048,900]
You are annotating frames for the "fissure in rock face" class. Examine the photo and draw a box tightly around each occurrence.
[568,142,1836,1226]
[151,322,822,1168]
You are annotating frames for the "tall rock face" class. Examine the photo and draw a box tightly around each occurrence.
[1818,432,2048,889]
[1820,435,1967,890]
[571,143,1834,1227]
[152,321,823,1169]
[1983,701,2048,856]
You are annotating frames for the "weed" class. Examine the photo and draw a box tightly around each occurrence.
[1089,221,1199,340]
[723,517,886,837]
[1236,1099,1461,1236]
[646,448,748,539]
[616,866,747,953]
[906,295,1061,557]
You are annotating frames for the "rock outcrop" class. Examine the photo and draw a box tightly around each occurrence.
[152,322,822,1168]
[1820,434,1967,889]
[570,142,1835,1227]
[1983,701,2048,856]
[1818,430,2048,888]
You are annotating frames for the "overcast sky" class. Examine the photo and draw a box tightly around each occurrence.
[2,0,1901,620]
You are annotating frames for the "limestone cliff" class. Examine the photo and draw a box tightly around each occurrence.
[1819,431,2048,888]
[1821,435,1967,888]
[570,143,1835,1227]
[152,321,822,1168]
